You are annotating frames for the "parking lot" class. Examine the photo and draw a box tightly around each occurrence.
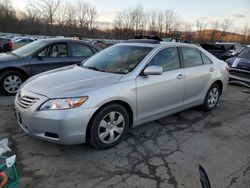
[0,85,250,188]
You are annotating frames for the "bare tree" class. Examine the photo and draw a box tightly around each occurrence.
[148,11,157,34]
[242,23,248,43]
[196,19,207,42]
[164,9,181,35]
[76,0,88,29]
[55,2,67,25]
[65,3,76,33]
[0,0,16,32]
[183,23,193,42]
[25,0,41,21]
[221,18,233,40]
[132,5,144,34]
[210,20,219,42]
[113,5,145,37]
[87,4,97,30]
[30,0,61,35]
[157,10,164,37]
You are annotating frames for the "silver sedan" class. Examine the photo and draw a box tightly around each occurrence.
[15,40,229,149]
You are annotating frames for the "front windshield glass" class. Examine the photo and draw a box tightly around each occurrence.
[12,40,47,57]
[82,45,153,74]
[238,47,250,59]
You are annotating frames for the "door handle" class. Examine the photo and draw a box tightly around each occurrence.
[209,67,215,72]
[177,74,185,80]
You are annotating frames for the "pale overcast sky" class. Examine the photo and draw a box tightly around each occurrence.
[12,0,250,32]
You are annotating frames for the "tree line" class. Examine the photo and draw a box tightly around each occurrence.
[0,0,250,43]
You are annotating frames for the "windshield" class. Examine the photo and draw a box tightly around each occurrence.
[11,40,47,57]
[82,45,153,74]
[238,47,250,59]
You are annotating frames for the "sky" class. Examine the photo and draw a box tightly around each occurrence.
[12,0,250,33]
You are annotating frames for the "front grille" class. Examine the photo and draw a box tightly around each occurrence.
[17,95,39,109]
[229,69,250,79]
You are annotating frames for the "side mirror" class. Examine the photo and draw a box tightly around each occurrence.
[143,66,163,76]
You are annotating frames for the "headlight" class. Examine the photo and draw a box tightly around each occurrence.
[39,97,88,111]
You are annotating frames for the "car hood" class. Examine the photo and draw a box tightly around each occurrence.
[23,65,124,98]
[0,53,19,62]
[226,57,250,70]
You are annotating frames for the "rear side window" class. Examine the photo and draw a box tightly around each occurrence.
[148,47,180,72]
[201,52,213,64]
[182,47,203,67]
[71,43,94,57]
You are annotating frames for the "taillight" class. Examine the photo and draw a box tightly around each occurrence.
[225,65,229,72]
[9,40,13,49]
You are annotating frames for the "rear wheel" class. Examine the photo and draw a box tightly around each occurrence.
[0,70,24,95]
[202,83,221,111]
[89,104,129,149]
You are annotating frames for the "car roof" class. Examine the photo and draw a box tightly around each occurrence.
[38,38,100,50]
[39,38,86,43]
[117,40,199,49]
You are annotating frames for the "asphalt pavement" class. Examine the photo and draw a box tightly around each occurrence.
[0,85,250,188]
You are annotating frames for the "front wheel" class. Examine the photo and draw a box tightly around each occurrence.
[202,83,221,111]
[89,104,129,149]
[0,71,24,95]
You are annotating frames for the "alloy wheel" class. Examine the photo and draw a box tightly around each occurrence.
[98,111,125,144]
[3,75,23,94]
[208,88,219,108]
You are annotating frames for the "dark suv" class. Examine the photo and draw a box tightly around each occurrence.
[200,42,242,60]
[0,38,100,95]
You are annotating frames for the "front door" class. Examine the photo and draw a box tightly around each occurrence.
[30,43,70,76]
[136,47,185,124]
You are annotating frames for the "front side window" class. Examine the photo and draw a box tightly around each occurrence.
[82,45,153,74]
[50,43,67,57]
[182,47,203,67]
[71,43,94,57]
[148,47,180,71]
[38,43,68,58]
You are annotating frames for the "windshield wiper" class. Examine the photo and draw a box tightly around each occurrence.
[82,65,105,72]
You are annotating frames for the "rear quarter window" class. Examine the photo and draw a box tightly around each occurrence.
[201,52,213,64]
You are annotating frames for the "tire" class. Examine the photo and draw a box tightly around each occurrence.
[89,104,129,149]
[0,70,24,96]
[202,83,221,111]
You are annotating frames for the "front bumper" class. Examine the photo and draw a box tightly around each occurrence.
[14,90,97,145]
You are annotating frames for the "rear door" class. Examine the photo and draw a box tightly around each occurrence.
[136,47,185,123]
[67,42,96,64]
[180,47,217,106]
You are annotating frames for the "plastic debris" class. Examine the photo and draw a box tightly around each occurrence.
[0,139,11,156]
[6,155,16,168]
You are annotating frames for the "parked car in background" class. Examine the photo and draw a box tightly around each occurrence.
[15,40,229,149]
[226,45,250,84]
[200,42,242,60]
[0,37,12,53]
[0,38,100,95]
[12,38,36,50]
